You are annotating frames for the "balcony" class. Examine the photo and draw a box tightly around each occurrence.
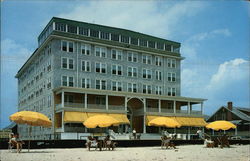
[146,108,202,116]
[55,103,125,111]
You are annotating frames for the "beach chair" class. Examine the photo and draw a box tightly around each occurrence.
[204,139,214,148]
[218,135,230,148]
[161,135,176,149]
[86,136,102,151]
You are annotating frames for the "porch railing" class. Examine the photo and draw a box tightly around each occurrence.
[55,103,125,111]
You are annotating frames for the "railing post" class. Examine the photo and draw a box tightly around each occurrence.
[143,98,146,134]
[188,102,190,114]
[125,96,127,111]
[158,99,161,113]
[174,100,176,114]
[84,93,87,109]
[62,91,64,108]
[106,95,108,110]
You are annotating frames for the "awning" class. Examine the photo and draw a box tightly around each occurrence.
[108,114,130,124]
[174,117,207,127]
[146,115,207,127]
[87,112,108,117]
[64,111,88,123]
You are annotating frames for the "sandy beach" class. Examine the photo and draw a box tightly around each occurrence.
[1,145,249,161]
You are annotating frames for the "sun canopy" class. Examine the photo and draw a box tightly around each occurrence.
[146,115,207,127]
[206,120,236,131]
[9,111,52,127]
[148,117,181,128]
[83,115,120,128]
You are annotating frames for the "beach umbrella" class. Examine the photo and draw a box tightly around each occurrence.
[9,111,52,151]
[83,115,120,128]
[206,120,236,131]
[148,117,181,128]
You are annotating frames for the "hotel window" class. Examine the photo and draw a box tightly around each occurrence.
[61,58,74,70]
[155,86,162,95]
[112,81,122,91]
[55,23,66,32]
[90,29,99,38]
[167,87,176,96]
[173,46,180,53]
[112,64,122,75]
[61,76,74,87]
[128,83,137,93]
[142,69,152,79]
[81,78,91,88]
[127,52,138,62]
[167,73,176,82]
[95,46,107,58]
[128,67,137,77]
[95,96,106,105]
[131,37,138,45]
[101,31,110,40]
[167,59,176,68]
[111,33,119,42]
[139,39,147,47]
[111,49,122,60]
[157,42,164,50]
[95,62,106,74]
[148,41,155,48]
[155,70,162,81]
[121,35,129,44]
[67,25,77,34]
[81,61,91,72]
[143,85,152,94]
[47,77,51,89]
[61,40,74,53]
[142,55,152,64]
[81,44,91,55]
[95,79,106,90]
[165,44,172,52]
[155,56,162,66]
[79,27,89,36]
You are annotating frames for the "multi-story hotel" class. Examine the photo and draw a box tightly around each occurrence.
[16,17,207,140]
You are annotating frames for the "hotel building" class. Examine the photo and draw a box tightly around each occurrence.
[16,17,207,140]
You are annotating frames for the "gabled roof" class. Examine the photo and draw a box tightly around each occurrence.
[3,122,17,130]
[237,107,250,113]
[207,105,250,122]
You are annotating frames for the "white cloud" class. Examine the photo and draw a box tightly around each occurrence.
[57,1,206,38]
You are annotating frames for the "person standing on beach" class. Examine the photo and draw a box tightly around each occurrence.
[196,129,203,139]
[132,128,136,139]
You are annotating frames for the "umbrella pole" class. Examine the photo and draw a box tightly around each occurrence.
[28,126,31,152]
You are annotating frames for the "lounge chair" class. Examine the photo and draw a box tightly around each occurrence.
[161,135,176,149]
[86,136,102,151]
[103,135,117,151]
[218,134,230,148]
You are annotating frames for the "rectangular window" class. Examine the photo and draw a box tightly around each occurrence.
[90,29,99,38]
[142,69,152,79]
[112,81,122,91]
[112,64,122,75]
[111,33,119,41]
[139,39,147,47]
[81,61,91,72]
[61,58,74,69]
[62,76,73,87]
[168,73,172,82]
[148,41,155,48]
[95,62,106,74]
[155,86,162,95]
[79,27,89,36]
[68,25,77,34]
[128,83,132,92]
[157,42,164,50]
[172,59,176,68]
[95,46,106,58]
[168,73,176,82]
[167,87,176,96]
[143,85,152,94]
[100,31,110,40]
[142,54,152,64]
[131,37,138,45]
[95,79,106,90]
[111,49,122,60]
[82,78,91,88]
[155,71,162,81]
[55,23,66,32]
[69,77,74,87]
[127,52,137,62]
[165,44,172,51]
[173,46,180,53]
[133,83,137,93]
[61,41,74,53]
[121,35,129,44]
[155,56,162,66]
[167,58,176,68]
[81,44,91,55]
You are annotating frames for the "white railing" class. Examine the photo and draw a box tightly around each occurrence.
[55,103,125,111]
[161,108,174,113]
[147,107,159,112]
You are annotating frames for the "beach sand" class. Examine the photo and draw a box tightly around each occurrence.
[1,144,249,161]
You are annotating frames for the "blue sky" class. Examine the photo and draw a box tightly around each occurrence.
[1,1,249,128]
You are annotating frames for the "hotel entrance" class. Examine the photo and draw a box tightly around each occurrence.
[127,98,144,133]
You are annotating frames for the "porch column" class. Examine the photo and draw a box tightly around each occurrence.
[174,100,176,114]
[106,95,108,110]
[235,126,237,136]
[52,22,55,30]
[143,98,146,134]
[201,102,204,115]
[62,111,65,132]
[188,101,191,114]
[61,91,64,108]
[188,127,191,140]
[125,96,127,111]
[158,99,161,113]
[84,93,87,109]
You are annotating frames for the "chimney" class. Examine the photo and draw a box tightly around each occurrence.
[227,102,233,110]
[227,102,233,121]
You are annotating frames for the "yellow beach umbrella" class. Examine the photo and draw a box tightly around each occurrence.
[10,111,52,127]
[206,120,236,131]
[148,117,181,128]
[9,111,52,151]
[83,115,120,128]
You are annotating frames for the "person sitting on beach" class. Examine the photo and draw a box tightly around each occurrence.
[9,133,22,153]
[196,129,204,140]
[204,138,214,148]
[161,135,176,149]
